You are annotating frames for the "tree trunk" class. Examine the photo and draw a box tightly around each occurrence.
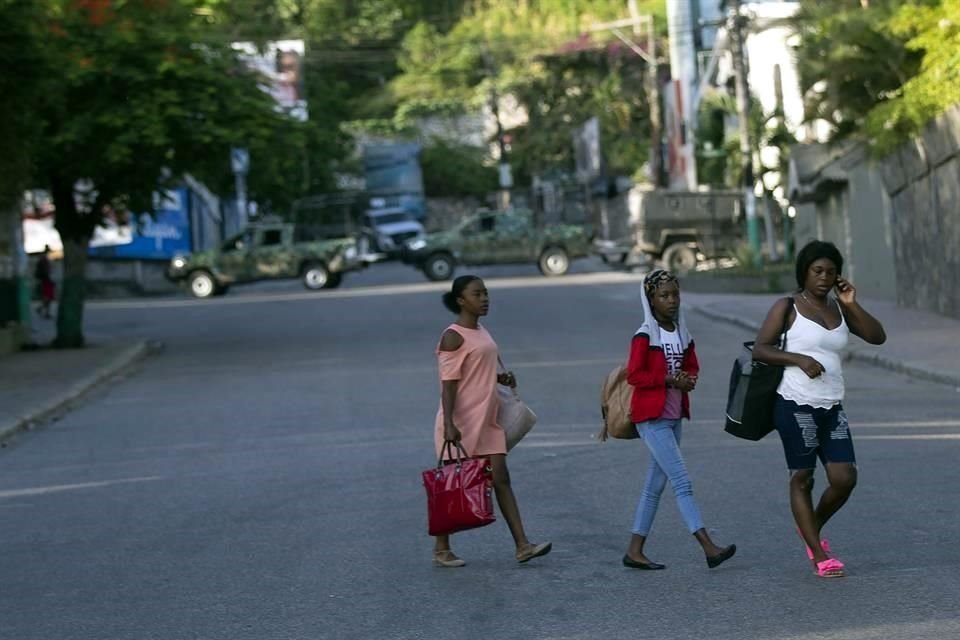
[50,175,94,349]
[55,235,88,348]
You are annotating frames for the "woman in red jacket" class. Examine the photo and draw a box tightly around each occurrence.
[622,270,736,570]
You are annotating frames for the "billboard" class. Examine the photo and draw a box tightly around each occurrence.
[573,117,602,184]
[233,39,308,122]
[22,188,193,261]
[363,143,425,219]
[88,189,192,260]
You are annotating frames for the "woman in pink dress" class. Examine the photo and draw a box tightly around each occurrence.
[432,275,552,568]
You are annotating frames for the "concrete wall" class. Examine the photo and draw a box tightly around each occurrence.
[878,106,960,319]
[790,144,901,305]
[845,163,897,301]
[792,202,817,251]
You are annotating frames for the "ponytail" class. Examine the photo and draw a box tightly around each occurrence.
[442,275,481,314]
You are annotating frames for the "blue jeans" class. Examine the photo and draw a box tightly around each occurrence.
[631,418,706,536]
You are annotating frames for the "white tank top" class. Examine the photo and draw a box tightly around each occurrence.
[777,301,849,409]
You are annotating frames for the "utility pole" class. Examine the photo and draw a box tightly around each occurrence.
[629,0,663,187]
[729,0,762,267]
[666,0,698,189]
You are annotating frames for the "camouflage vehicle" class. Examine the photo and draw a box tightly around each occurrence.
[594,188,744,273]
[402,208,592,281]
[167,222,369,298]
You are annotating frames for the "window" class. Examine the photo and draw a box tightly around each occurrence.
[496,211,530,234]
[260,229,283,247]
[222,230,253,252]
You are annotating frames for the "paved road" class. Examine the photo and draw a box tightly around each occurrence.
[2,270,959,639]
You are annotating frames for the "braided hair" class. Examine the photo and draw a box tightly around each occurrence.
[643,269,679,299]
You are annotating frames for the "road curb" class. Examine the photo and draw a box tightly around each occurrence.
[0,340,160,445]
[690,305,960,389]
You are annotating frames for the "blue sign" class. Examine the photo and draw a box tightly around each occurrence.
[88,188,192,260]
[363,143,426,220]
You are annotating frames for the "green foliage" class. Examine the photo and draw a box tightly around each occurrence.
[695,91,734,188]
[385,1,666,184]
[794,0,923,141]
[693,89,779,190]
[420,139,498,197]
[866,0,960,153]
[791,0,960,153]
[0,0,47,210]
[28,0,340,234]
[510,47,652,183]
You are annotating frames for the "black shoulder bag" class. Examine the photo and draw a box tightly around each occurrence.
[723,298,793,441]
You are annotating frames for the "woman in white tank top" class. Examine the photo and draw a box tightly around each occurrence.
[753,241,886,579]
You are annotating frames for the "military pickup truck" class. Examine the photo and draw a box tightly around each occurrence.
[402,208,592,281]
[167,222,370,298]
[594,188,744,273]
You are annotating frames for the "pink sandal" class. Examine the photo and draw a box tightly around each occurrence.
[796,528,832,560]
[814,557,845,578]
[804,538,832,560]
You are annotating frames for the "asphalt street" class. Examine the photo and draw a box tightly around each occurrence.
[2,263,959,640]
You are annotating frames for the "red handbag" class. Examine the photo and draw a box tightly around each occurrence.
[422,442,495,536]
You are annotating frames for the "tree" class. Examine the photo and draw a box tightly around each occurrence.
[420,139,498,196]
[793,0,924,142]
[0,0,47,212]
[387,1,666,185]
[865,0,960,152]
[35,0,316,347]
[509,45,652,184]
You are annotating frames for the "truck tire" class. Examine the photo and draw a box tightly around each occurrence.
[538,246,570,276]
[662,243,698,273]
[302,263,330,290]
[423,253,455,281]
[189,270,217,299]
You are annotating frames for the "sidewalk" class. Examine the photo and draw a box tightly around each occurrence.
[0,333,155,444]
[685,292,960,389]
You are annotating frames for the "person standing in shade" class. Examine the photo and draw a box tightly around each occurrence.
[622,270,736,571]
[753,241,885,578]
[431,275,552,568]
[34,245,55,319]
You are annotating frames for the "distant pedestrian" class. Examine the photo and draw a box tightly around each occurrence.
[34,245,55,319]
[753,241,886,578]
[431,275,551,568]
[622,269,736,570]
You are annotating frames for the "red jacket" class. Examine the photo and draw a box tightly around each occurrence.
[626,332,700,423]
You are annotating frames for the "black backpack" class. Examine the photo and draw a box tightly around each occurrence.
[724,298,793,441]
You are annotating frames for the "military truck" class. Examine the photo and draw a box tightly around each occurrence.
[594,189,744,272]
[166,221,371,298]
[402,208,592,281]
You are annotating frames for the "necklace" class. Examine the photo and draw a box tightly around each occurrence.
[800,290,828,309]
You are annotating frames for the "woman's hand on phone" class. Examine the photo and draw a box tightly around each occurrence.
[835,277,857,305]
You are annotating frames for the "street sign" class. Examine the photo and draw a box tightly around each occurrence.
[230,147,250,175]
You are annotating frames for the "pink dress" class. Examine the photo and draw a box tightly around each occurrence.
[434,323,507,460]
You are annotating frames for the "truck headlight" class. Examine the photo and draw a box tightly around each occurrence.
[171,256,187,270]
[406,238,427,251]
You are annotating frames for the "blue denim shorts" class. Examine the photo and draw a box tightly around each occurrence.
[773,396,856,470]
